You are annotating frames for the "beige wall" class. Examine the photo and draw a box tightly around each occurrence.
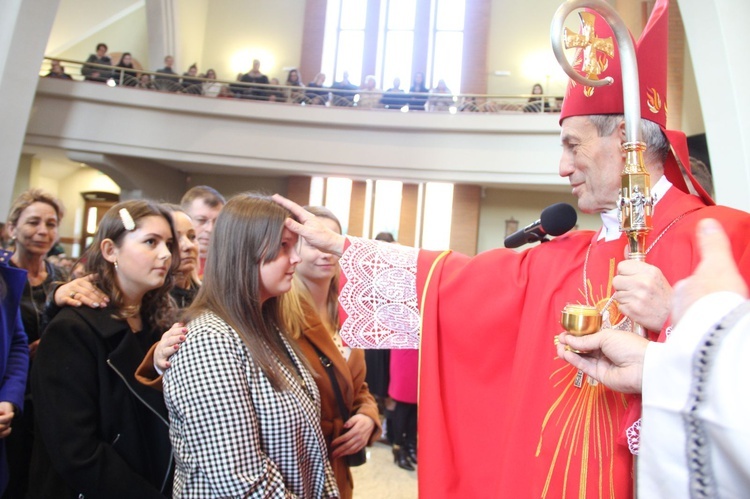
[201,0,306,82]
[46,0,140,56]
[486,0,574,97]
[53,5,150,70]
[174,0,210,73]
[680,42,704,136]
[478,187,600,253]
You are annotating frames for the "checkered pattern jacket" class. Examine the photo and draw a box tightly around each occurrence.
[163,311,339,498]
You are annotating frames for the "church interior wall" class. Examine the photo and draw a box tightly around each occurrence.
[680,42,704,137]
[477,187,601,253]
[485,0,574,97]
[50,3,150,70]
[201,0,306,82]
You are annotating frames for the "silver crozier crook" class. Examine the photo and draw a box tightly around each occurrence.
[551,0,653,337]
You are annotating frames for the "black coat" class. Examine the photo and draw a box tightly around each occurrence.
[29,306,173,498]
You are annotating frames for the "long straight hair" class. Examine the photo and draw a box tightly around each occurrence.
[83,200,179,331]
[281,206,341,340]
[184,193,307,390]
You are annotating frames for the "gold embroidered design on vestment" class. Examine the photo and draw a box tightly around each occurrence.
[538,256,629,498]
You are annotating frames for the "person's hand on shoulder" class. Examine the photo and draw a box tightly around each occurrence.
[54,274,109,309]
[154,323,187,372]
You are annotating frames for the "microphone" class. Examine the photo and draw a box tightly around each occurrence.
[504,203,577,248]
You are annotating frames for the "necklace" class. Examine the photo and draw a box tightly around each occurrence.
[582,208,700,307]
[26,264,51,339]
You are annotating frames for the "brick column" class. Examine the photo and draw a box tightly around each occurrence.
[347,180,368,237]
[666,1,685,130]
[286,176,312,206]
[398,183,419,246]
[300,0,327,83]
[449,184,481,256]
[461,0,491,95]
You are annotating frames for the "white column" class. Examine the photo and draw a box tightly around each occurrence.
[679,0,750,211]
[0,0,61,217]
[145,0,176,70]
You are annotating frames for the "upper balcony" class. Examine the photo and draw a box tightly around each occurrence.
[26,60,569,201]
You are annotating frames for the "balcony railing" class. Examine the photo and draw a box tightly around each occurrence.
[40,57,562,114]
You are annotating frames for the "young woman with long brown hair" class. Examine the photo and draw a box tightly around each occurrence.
[163,194,338,497]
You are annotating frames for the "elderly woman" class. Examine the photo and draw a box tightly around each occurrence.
[3,189,68,498]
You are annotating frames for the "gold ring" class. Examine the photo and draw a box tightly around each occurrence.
[70,291,77,298]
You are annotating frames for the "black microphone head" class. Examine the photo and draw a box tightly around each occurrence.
[540,202,577,236]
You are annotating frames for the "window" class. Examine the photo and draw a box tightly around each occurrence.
[371,180,403,239]
[421,182,453,250]
[323,0,466,92]
[324,177,353,234]
[378,0,417,90]
[310,175,452,248]
[429,0,466,93]
[322,0,368,86]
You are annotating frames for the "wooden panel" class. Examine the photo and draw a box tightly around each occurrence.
[461,0,491,95]
[299,0,327,84]
[348,180,367,237]
[398,183,419,246]
[666,0,685,130]
[286,176,311,206]
[449,184,481,256]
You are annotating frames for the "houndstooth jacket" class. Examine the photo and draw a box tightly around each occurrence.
[163,311,339,498]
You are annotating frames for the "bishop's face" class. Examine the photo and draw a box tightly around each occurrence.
[558,116,624,214]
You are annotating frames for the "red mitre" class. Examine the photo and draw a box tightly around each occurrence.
[559,0,713,205]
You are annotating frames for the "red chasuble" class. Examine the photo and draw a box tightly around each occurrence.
[339,187,750,498]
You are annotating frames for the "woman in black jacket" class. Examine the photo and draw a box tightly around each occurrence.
[29,200,179,498]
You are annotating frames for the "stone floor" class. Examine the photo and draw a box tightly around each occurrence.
[351,441,418,498]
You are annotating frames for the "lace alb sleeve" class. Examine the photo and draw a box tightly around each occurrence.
[338,237,421,349]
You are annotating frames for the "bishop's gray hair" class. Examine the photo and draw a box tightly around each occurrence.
[588,114,669,169]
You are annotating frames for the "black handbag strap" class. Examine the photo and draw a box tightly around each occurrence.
[310,342,350,422]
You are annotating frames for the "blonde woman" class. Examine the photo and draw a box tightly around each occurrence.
[281,207,380,499]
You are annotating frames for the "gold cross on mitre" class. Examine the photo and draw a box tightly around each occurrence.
[564,11,614,81]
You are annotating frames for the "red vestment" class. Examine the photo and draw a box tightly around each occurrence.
[338,187,750,498]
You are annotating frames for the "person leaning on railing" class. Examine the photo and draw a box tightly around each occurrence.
[44,60,72,80]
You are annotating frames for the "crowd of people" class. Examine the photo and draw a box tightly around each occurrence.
[45,43,549,111]
[0,184,423,498]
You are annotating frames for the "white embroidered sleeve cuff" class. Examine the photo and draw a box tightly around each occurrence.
[338,237,421,349]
